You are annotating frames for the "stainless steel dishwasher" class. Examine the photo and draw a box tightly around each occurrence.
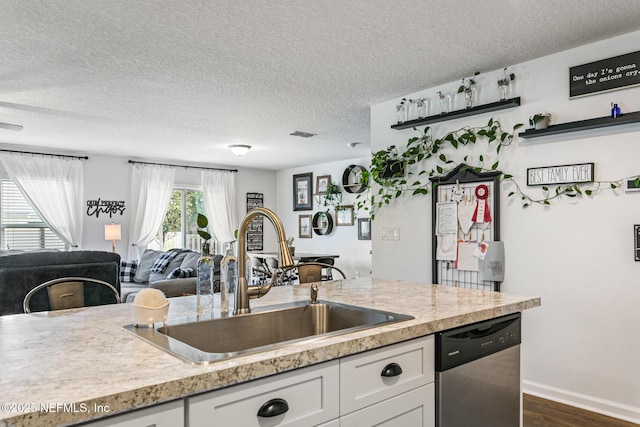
[435,312,521,427]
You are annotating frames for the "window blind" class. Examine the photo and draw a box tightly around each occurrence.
[0,179,67,250]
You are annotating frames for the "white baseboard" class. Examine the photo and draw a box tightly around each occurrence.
[523,380,640,424]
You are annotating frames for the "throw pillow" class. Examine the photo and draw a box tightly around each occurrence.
[180,251,201,271]
[166,267,195,280]
[120,260,138,282]
[133,249,163,283]
[149,251,189,283]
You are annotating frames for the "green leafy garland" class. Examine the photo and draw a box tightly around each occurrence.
[356,119,639,218]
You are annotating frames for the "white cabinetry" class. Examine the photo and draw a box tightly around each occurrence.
[84,400,183,427]
[340,384,434,427]
[340,335,434,427]
[188,360,339,427]
[186,336,434,427]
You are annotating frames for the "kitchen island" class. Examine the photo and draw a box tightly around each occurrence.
[0,278,540,427]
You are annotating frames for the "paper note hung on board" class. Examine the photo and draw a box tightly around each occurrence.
[456,241,479,271]
[457,200,475,235]
[436,202,458,235]
[478,241,505,281]
[436,235,457,261]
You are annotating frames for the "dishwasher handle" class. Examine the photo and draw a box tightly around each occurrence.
[447,314,519,342]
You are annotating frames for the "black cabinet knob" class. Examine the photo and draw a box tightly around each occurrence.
[381,362,403,377]
[257,398,289,418]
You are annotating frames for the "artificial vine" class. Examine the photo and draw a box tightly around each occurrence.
[356,118,640,219]
[356,119,520,219]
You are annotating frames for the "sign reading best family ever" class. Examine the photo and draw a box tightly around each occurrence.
[527,163,594,186]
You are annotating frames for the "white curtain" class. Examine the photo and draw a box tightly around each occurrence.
[0,154,84,248]
[127,163,175,259]
[201,170,238,244]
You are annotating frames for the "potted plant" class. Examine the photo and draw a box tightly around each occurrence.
[286,236,295,256]
[370,145,406,182]
[319,182,342,210]
[458,72,480,109]
[529,112,551,130]
[497,67,516,101]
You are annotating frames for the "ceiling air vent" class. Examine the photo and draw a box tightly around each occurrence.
[289,131,316,138]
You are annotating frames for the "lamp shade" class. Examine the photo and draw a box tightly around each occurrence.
[104,223,122,241]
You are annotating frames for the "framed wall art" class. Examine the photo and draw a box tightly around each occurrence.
[336,205,354,226]
[358,218,371,240]
[293,172,313,211]
[299,214,312,238]
[316,175,331,194]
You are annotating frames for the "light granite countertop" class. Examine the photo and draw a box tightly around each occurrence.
[0,278,540,427]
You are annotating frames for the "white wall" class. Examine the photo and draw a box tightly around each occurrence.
[276,157,372,279]
[0,153,278,257]
[370,31,640,422]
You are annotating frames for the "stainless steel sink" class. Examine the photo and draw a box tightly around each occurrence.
[124,300,413,364]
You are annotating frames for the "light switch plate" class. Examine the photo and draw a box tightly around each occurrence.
[381,227,400,240]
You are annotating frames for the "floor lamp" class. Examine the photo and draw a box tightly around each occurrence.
[104,223,121,253]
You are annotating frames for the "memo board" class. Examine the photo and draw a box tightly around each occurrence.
[430,164,502,291]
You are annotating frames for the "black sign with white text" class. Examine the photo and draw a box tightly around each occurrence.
[570,50,640,98]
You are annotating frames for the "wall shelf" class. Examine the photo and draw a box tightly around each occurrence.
[312,212,333,235]
[390,97,521,130]
[519,111,640,139]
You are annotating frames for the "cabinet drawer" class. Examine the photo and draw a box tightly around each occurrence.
[83,400,183,427]
[187,360,339,427]
[340,383,435,427]
[340,335,434,414]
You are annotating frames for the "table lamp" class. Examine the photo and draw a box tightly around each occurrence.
[104,223,121,253]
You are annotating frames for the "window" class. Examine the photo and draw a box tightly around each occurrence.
[0,179,68,250]
[148,188,220,254]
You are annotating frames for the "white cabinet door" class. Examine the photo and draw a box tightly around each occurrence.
[340,335,434,415]
[84,400,183,427]
[340,384,434,427]
[188,360,339,427]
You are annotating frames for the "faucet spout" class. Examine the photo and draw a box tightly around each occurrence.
[234,207,294,315]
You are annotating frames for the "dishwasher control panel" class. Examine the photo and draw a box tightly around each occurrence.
[436,312,521,371]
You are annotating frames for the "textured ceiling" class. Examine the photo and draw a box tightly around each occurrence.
[1,1,640,170]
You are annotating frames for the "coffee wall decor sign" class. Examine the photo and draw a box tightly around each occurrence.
[86,199,125,218]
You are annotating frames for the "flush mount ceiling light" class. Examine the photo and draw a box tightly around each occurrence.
[346,142,360,148]
[289,131,316,138]
[228,144,251,156]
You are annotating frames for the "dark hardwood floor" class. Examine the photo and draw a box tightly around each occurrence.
[523,394,639,427]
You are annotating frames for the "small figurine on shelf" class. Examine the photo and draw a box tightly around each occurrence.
[611,102,621,118]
